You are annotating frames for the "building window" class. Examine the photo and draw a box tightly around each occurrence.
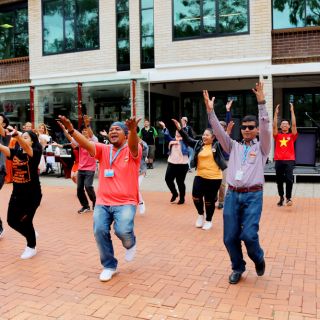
[141,0,154,69]
[42,0,99,55]
[173,0,249,40]
[0,2,28,60]
[273,0,320,29]
[116,0,130,71]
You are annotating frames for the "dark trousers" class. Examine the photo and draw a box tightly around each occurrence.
[7,189,42,248]
[275,160,295,200]
[165,163,189,201]
[192,176,221,222]
[77,170,96,208]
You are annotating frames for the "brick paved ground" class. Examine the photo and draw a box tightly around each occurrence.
[0,182,319,319]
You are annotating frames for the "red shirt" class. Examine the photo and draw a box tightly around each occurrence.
[95,142,142,206]
[274,132,298,161]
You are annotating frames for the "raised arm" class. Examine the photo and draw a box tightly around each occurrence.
[225,99,233,124]
[159,121,174,142]
[252,82,271,156]
[204,90,233,153]
[83,115,94,138]
[172,119,197,148]
[125,117,141,158]
[0,139,10,157]
[58,116,95,156]
[290,103,297,135]
[273,104,279,137]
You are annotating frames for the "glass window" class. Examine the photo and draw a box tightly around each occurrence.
[273,0,320,29]
[0,3,28,60]
[116,0,130,71]
[141,0,154,68]
[42,0,99,55]
[173,0,249,40]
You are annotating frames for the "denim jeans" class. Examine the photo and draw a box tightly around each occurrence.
[93,204,136,269]
[187,146,194,169]
[77,170,96,208]
[223,189,264,273]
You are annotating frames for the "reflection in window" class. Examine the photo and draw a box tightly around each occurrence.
[273,0,320,29]
[141,0,154,68]
[116,0,130,71]
[173,0,249,39]
[42,0,99,55]
[0,2,28,60]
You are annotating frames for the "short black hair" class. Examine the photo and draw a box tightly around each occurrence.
[241,115,258,127]
[80,124,86,131]
[0,113,9,128]
[280,119,291,125]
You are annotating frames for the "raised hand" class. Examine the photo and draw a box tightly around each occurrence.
[226,100,233,112]
[159,121,166,129]
[203,90,215,113]
[171,119,181,130]
[226,121,235,136]
[57,115,73,132]
[83,114,92,127]
[125,117,141,132]
[99,129,108,137]
[274,104,280,115]
[252,81,265,104]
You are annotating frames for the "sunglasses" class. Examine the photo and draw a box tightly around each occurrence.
[240,125,256,130]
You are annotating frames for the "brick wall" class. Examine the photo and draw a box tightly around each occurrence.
[0,57,30,85]
[272,27,320,64]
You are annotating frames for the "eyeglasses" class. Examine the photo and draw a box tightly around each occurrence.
[240,125,256,130]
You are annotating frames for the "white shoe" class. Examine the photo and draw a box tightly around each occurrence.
[139,202,146,214]
[99,268,116,282]
[195,215,204,228]
[125,244,136,262]
[202,221,213,230]
[21,246,37,259]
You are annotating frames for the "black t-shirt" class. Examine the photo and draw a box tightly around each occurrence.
[140,127,157,145]
[182,125,194,139]
[8,146,42,190]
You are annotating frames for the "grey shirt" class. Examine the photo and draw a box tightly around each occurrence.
[208,104,271,188]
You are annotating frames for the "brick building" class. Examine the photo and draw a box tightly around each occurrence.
[0,0,319,159]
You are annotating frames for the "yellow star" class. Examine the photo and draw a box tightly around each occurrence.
[279,137,289,147]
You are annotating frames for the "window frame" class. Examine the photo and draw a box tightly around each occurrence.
[0,1,29,60]
[116,0,130,71]
[272,0,320,30]
[41,0,100,56]
[140,0,155,69]
[172,0,250,41]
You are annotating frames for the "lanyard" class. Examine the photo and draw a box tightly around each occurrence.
[109,143,127,168]
[241,145,251,166]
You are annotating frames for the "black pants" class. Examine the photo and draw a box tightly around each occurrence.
[275,160,295,199]
[192,176,221,222]
[77,170,96,208]
[165,163,189,201]
[7,188,42,248]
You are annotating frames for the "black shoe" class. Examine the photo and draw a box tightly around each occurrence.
[149,164,154,169]
[170,194,178,203]
[218,203,223,209]
[77,207,90,214]
[147,163,151,169]
[228,271,242,284]
[277,197,284,207]
[177,199,185,205]
[255,259,265,276]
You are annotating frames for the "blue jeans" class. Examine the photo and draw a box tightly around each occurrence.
[188,146,194,169]
[223,190,264,273]
[93,204,136,269]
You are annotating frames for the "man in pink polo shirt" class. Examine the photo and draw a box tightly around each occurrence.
[58,115,142,282]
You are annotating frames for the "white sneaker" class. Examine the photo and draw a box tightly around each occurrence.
[99,268,116,282]
[202,221,213,230]
[125,244,136,262]
[195,215,204,228]
[139,202,146,214]
[21,246,37,259]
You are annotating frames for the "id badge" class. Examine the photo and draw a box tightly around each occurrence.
[235,170,244,181]
[104,169,114,178]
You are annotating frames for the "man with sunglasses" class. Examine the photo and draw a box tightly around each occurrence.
[273,104,297,207]
[203,82,271,285]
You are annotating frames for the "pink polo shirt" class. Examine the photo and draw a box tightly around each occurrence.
[95,142,142,206]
